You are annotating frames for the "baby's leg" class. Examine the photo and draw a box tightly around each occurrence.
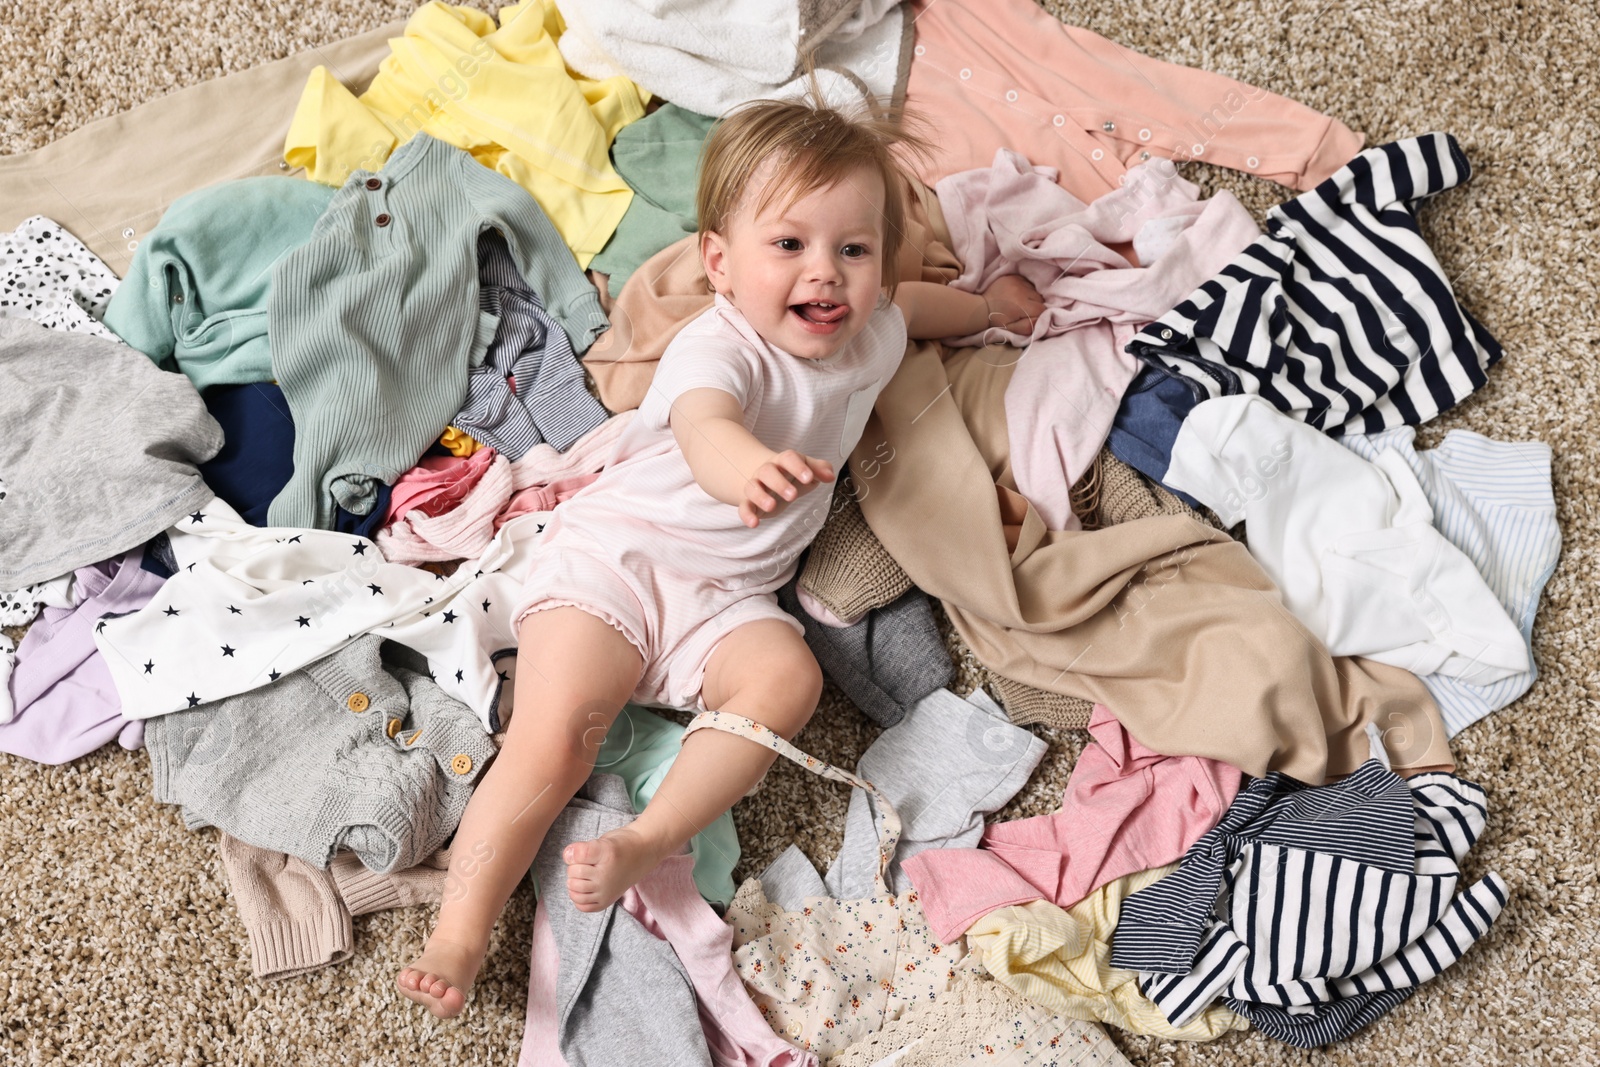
[396,606,643,1018]
[564,618,821,911]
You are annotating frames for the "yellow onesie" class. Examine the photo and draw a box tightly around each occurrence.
[966,865,1249,1042]
[285,0,646,267]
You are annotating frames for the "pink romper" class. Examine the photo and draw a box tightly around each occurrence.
[513,294,907,710]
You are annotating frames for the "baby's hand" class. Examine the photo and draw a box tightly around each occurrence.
[739,450,835,528]
[981,274,1046,335]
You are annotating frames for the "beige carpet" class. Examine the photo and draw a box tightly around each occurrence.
[2,1,1596,1063]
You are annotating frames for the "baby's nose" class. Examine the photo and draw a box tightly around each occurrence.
[805,250,843,282]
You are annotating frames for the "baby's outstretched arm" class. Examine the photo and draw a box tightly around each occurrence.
[893,276,1045,340]
[669,386,835,528]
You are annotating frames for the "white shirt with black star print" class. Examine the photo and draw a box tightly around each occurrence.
[93,498,552,732]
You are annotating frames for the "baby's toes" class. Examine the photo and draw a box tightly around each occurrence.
[563,840,601,867]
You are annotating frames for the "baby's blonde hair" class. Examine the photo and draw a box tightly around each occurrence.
[696,98,927,294]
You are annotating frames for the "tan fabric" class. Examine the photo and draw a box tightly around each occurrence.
[0,24,399,277]
[797,481,913,622]
[329,848,451,917]
[218,834,352,982]
[990,455,1212,728]
[1068,449,1107,531]
[989,673,1097,731]
[586,178,961,413]
[1096,451,1208,526]
[846,336,1453,785]
[219,836,453,981]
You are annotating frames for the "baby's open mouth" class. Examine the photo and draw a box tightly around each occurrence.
[791,301,850,326]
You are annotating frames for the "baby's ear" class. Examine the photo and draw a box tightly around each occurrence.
[699,231,731,293]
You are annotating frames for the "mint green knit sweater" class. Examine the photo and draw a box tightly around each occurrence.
[266,134,607,529]
[101,176,336,391]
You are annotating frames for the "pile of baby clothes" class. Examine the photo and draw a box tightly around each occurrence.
[0,0,1555,1062]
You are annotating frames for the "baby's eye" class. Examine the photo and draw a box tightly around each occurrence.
[775,238,803,252]
[841,244,869,259]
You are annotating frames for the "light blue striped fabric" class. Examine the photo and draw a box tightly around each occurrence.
[451,229,609,458]
[1337,427,1560,736]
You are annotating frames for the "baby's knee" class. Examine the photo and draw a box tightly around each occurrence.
[756,647,823,735]
[774,642,823,700]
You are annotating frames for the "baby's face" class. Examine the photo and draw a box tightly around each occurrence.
[701,162,888,361]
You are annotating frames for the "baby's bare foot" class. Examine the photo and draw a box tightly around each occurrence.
[563,825,673,912]
[396,935,484,1019]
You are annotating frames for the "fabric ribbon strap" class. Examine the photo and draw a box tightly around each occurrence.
[684,709,902,893]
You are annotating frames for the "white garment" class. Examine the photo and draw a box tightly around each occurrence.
[1164,395,1528,683]
[0,216,121,338]
[0,572,75,628]
[93,499,558,730]
[555,0,906,117]
[0,634,14,725]
[1337,427,1560,736]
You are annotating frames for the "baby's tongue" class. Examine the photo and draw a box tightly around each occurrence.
[796,302,848,324]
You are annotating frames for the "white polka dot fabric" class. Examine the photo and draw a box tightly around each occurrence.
[0,572,76,628]
[0,216,121,339]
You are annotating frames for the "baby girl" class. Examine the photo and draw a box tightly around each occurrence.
[398,98,1043,1018]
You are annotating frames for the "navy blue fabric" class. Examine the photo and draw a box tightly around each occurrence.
[1106,365,1204,509]
[200,383,389,536]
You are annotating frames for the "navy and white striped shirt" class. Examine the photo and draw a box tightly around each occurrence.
[453,229,610,458]
[1109,761,1507,1048]
[1126,133,1502,436]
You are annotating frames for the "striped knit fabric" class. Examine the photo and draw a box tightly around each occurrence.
[1337,427,1561,737]
[1109,762,1508,1048]
[1126,133,1502,436]
[266,134,608,529]
[451,229,609,459]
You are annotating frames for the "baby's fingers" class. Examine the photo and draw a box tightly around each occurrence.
[757,459,809,502]
[744,474,783,512]
[768,449,820,489]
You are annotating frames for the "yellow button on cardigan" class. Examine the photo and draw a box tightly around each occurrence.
[285,0,646,268]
